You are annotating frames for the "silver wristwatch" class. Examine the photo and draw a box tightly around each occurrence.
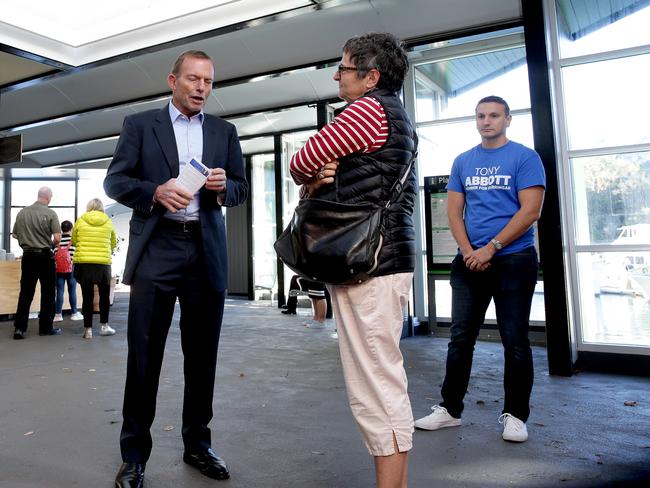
[490,238,503,250]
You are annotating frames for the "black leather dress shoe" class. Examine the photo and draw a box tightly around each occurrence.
[39,327,62,336]
[13,329,26,340]
[183,448,230,480]
[281,309,296,315]
[114,462,145,488]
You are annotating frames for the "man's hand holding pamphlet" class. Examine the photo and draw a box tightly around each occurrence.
[176,158,210,194]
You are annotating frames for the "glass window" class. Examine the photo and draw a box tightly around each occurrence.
[77,169,116,216]
[557,2,650,58]
[418,114,534,185]
[577,251,650,346]
[432,279,546,322]
[554,0,650,353]
[281,130,315,297]
[415,57,530,122]
[11,167,78,178]
[571,151,650,245]
[252,153,277,294]
[562,53,650,150]
[281,131,314,227]
[11,180,76,207]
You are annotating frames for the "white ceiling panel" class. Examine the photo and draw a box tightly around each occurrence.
[236,2,381,74]
[0,51,54,86]
[75,138,119,160]
[231,105,317,137]
[50,60,168,113]
[20,121,84,150]
[370,0,521,40]
[240,137,274,155]
[13,99,168,150]
[0,82,76,128]
[27,137,118,166]
[209,68,338,115]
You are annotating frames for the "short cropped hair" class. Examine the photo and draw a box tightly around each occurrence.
[61,220,73,233]
[171,50,213,76]
[342,33,409,92]
[37,186,52,200]
[476,95,511,116]
[86,198,104,212]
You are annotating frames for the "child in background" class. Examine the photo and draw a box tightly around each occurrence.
[53,220,83,322]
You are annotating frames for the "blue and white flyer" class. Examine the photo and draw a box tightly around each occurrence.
[176,158,210,194]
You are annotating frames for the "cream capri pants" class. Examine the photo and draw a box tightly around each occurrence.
[328,272,414,456]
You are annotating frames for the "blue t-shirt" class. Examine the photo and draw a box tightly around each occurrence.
[446,140,546,255]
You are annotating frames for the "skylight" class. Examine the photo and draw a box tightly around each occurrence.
[0,0,311,66]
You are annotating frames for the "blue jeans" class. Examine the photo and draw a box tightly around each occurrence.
[55,272,78,314]
[440,247,538,422]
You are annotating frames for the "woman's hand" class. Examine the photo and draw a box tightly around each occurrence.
[304,160,339,196]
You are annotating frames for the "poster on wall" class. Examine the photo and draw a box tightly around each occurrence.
[424,176,457,267]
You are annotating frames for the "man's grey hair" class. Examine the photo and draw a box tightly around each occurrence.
[37,186,52,200]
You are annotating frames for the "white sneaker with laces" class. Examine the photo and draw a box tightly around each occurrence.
[499,413,528,442]
[70,312,84,321]
[82,328,93,340]
[100,324,116,336]
[53,314,63,322]
[414,405,462,431]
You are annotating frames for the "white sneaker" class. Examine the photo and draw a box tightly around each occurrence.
[100,324,116,336]
[82,328,92,340]
[414,405,462,431]
[53,314,63,322]
[70,312,84,321]
[499,413,528,442]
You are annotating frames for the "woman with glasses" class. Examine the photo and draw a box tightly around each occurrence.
[289,32,417,488]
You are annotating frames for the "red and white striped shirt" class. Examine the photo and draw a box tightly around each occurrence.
[289,96,388,185]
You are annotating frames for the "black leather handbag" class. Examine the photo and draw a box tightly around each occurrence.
[274,158,414,285]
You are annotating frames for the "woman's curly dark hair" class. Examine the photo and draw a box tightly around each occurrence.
[342,32,409,92]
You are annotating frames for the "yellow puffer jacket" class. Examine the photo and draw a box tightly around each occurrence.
[72,210,117,265]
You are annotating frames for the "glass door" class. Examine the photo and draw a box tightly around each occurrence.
[251,153,277,300]
[280,130,315,297]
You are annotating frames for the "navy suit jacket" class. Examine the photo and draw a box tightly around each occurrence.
[104,105,248,292]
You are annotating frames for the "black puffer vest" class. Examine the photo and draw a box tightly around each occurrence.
[315,88,418,277]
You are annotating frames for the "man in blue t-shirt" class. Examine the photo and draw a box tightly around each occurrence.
[415,96,545,443]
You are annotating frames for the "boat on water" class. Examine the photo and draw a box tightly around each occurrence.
[616,224,650,300]
[596,224,650,299]
[629,266,650,300]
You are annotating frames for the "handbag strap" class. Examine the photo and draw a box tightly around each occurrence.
[384,151,417,209]
[332,151,417,208]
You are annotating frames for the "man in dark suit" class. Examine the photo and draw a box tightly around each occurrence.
[104,50,248,488]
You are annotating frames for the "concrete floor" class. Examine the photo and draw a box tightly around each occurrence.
[1,293,649,488]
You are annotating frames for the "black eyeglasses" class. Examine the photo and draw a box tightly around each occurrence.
[337,64,358,73]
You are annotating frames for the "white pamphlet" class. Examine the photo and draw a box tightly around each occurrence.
[176,158,210,194]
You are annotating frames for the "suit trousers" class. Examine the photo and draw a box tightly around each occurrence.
[14,250,56,334]
[120,225,225,463]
